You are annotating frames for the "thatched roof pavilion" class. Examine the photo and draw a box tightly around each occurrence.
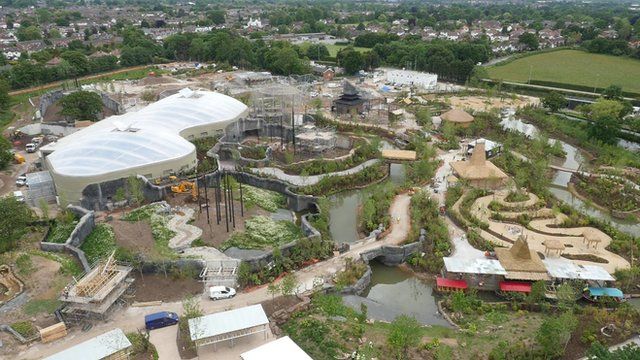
[450,141,508,189]
[495,236,550,281]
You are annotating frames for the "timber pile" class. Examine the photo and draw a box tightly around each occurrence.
[40,322,67,343]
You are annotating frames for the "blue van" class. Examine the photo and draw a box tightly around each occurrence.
[145,311,179,330]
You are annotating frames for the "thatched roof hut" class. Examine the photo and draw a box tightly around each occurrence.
[450,141,508,189]
[495,236,550,281]
[441,109,474,127]
[582,228,605,249]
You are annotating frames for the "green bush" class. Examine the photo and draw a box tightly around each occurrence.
[221,216,302,250]
[80,224,118,264]
[360,182,396,233]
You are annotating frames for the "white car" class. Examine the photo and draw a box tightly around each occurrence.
[15,175,27,187]
[209,286,236,300]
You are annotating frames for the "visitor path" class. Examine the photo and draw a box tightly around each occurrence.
[21,191,412,360]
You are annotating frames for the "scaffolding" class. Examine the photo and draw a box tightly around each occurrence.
[199,259,240,288]
[60,253,133,324]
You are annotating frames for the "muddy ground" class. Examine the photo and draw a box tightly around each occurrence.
[131,273,203,303]
[111,219,160,259]
[167,188,269,248]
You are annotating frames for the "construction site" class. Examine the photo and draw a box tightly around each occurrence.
[59,253,133,325]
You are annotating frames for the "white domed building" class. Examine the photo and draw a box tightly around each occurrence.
[41,88,248,204]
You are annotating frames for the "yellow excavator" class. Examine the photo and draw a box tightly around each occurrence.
[170,180,198,201]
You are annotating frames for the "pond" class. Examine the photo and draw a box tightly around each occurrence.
[328,140,407,244]
[342,262,451,326]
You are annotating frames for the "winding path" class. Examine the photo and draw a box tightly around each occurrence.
[249,159,381,186]
[22,191,413,360]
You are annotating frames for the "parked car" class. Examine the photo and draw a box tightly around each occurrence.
[13,191,25,202]
[25,143,37,153]
[15,175,27,187]
[144,311,179,330]
[209,286,236,300]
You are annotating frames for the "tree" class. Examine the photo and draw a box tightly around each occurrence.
[535,311,577,358]
[387,315,421,359]
[0,78,11,111]
[207,10,226,25]
[267,282,279,299]
[59,91,103,121]
[518,32,539,50]
[587,99,624,144]
[0,197,34,253]
[16,26,42,41]
[127,176,144,208]
[542,92,567,112]
[338,48,366,75]
[526,281,545,305]
[602,85,623,101]
[279,273,298,296]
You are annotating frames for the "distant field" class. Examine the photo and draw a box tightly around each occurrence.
[487,50,640,94]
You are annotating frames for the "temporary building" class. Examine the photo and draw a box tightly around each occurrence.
[241,336,312,360]
[41,89,248,204]
[44,328,131,360]
[188,304,269,352]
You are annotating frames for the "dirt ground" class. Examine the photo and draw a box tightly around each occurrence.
[167,188,269,247]
[111,219,159,258]
[261,295,302,317]
[441,94,539,112]
[131,273,203,303]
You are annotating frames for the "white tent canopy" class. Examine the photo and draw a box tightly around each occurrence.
[241,336,312,360]
[189,304,269,349]
[444,257,508,275]
[44,328,131,360]
[543,258,615,281]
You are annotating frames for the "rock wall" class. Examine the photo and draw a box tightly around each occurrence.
[80,175,165,211]
[40,205,96,273]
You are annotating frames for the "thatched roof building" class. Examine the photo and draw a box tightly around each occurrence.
[441,109,474,127]
[495,236,550,281]
[450,141,508,189]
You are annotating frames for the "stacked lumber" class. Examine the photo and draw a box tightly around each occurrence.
[39,322,67,343]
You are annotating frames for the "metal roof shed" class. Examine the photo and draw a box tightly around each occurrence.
[44,328,131,360]
[188,304,269,351]
[241,336,312,360]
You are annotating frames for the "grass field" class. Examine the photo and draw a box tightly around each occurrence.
[487,50,640,94]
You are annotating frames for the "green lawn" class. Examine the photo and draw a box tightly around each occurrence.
[487,50,640,94]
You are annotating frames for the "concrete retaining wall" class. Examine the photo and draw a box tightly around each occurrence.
[39,89,123,122]
[80,175,165,212]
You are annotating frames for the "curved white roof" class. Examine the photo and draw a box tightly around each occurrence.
[45,89,247,177]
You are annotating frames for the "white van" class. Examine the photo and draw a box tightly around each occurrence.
[25,143,37,153]
[208,286,236,300]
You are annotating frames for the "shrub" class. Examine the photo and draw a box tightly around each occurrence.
[221,216,302,250]
[334,258,367,288]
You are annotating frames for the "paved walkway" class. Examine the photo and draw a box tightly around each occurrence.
[250,159,380,186]
[167,207,202,250]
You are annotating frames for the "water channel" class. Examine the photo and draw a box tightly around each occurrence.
[342,262,451,326]
[500,116,640,237]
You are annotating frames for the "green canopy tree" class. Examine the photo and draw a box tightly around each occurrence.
[0,197,34,253]
[59,91,104,121]
[387,315,422,359]
[542,91,567,112]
